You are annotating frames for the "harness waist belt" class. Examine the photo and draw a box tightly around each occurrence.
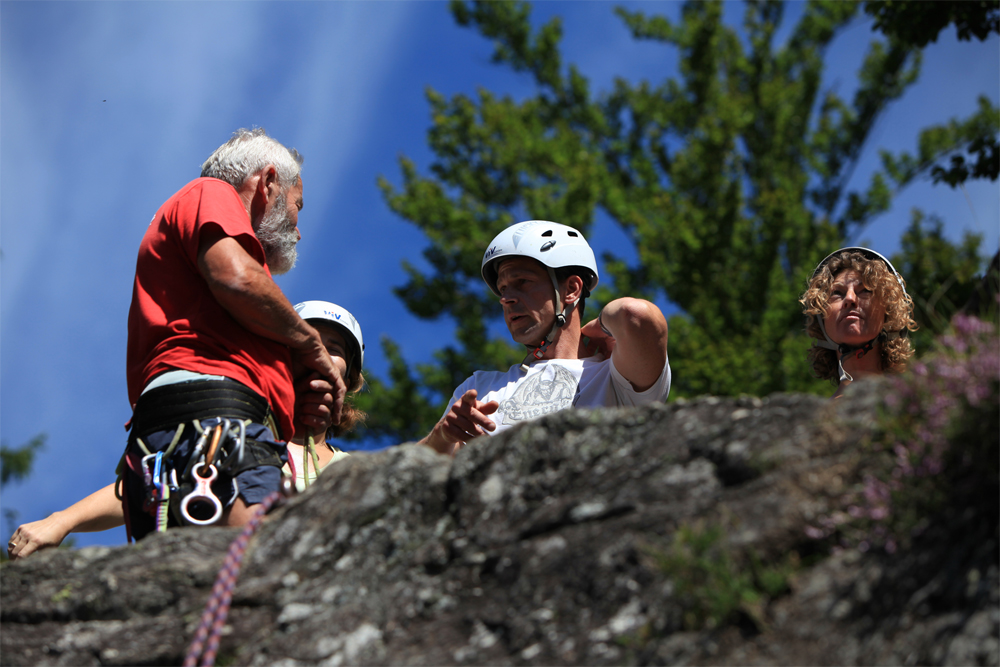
[131,380,280,441]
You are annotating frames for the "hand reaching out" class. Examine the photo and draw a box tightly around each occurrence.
[421,389,499,456]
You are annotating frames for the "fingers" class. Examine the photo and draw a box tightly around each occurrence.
[294,376,345,433]
[296,351,347,427]
[580,318,607,338]
[299,345,342,390]
[579,320,615,359]
[329,373,346,426]
[442,390,498,441]
[422,390,500,455]
[8,527,43,561]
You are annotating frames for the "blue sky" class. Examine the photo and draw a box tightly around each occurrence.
[2,2,997,549]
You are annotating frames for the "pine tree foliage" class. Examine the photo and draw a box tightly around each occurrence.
[353,0,996,442]
[863,0,1000,186]
[891,211,987,350]
[0,434,46,488]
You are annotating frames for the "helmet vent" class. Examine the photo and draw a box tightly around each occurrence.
[541,230,553,237]
[540,240,556,252]
[567,231,579,237]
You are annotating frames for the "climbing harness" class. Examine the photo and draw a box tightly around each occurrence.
[117,379,286,540]
[302,433,321,489]
[183,479,296,667]
[132,418,254,529]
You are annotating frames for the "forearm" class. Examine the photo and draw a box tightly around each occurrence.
[9,483,124,559]
[200,238,319,352]
[58,483,125,533]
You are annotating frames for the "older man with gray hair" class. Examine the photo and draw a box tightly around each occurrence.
[119,128,342,539]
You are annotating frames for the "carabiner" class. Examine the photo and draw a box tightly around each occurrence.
[179,462,224,526]
[141,453,157,488]
[151,452,164,494]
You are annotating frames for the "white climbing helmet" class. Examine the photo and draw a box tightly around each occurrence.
[808,247,908,383]
[294,301,365,373]
[482,221,600,371]
[811,247,907,296]
[481,220,599,297]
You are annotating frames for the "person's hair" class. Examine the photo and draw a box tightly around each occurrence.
[800,250,917,381]
[201,127,303,190]
[328,370,366,439]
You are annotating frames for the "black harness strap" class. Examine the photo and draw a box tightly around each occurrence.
[131,379,281,441]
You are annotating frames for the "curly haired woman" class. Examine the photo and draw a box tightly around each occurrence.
[801,247,918,398]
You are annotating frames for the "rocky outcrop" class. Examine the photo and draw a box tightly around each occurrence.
[2,384,997,665]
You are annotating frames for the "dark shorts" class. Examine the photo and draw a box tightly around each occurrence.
[122,383,287,541]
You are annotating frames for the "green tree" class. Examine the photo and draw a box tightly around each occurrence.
[891,210,987,350]
[864,0,1000,186]
[1,433,47,558]
[359,0,996,442]
[1,433,46,488]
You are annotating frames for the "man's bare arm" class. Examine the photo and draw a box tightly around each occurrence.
[197,232,345,420]
[583,297,668,392]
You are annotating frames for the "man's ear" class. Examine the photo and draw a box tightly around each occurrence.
[256,164,279,203]
[246,164,279,226]
[562,274,585,304]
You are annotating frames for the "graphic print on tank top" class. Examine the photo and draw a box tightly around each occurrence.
[498,363,580,426]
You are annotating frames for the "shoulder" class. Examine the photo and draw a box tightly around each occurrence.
[161,178,241,215]
[172,178,253,238]
[180,178,241,202]
[187,177,238,194]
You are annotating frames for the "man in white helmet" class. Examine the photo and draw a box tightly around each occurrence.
[419,220,671,455]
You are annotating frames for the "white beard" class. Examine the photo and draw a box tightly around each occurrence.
[255,191,298,275]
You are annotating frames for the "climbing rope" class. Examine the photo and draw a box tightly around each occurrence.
[182,489,285,667]
[303,433,321,489]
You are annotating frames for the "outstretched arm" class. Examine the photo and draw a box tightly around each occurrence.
[419,389,499,456]
[581,297,668,392]
[7,483,123,561]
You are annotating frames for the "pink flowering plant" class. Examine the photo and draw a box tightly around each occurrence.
[808,313,999,554]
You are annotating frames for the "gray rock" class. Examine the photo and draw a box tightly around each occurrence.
[2,383,996,665]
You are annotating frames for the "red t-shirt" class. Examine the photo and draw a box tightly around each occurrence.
[126,178,295,440]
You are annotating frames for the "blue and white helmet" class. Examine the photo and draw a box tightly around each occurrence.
[294,301,364,373]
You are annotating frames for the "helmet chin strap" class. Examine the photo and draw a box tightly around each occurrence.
[814,317,900,383]
[519,268,577,373]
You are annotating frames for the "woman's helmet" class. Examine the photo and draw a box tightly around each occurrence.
[808,247,908,382]
[481,221,599,371]
[811,247,907,295]
[294,301,365,376]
